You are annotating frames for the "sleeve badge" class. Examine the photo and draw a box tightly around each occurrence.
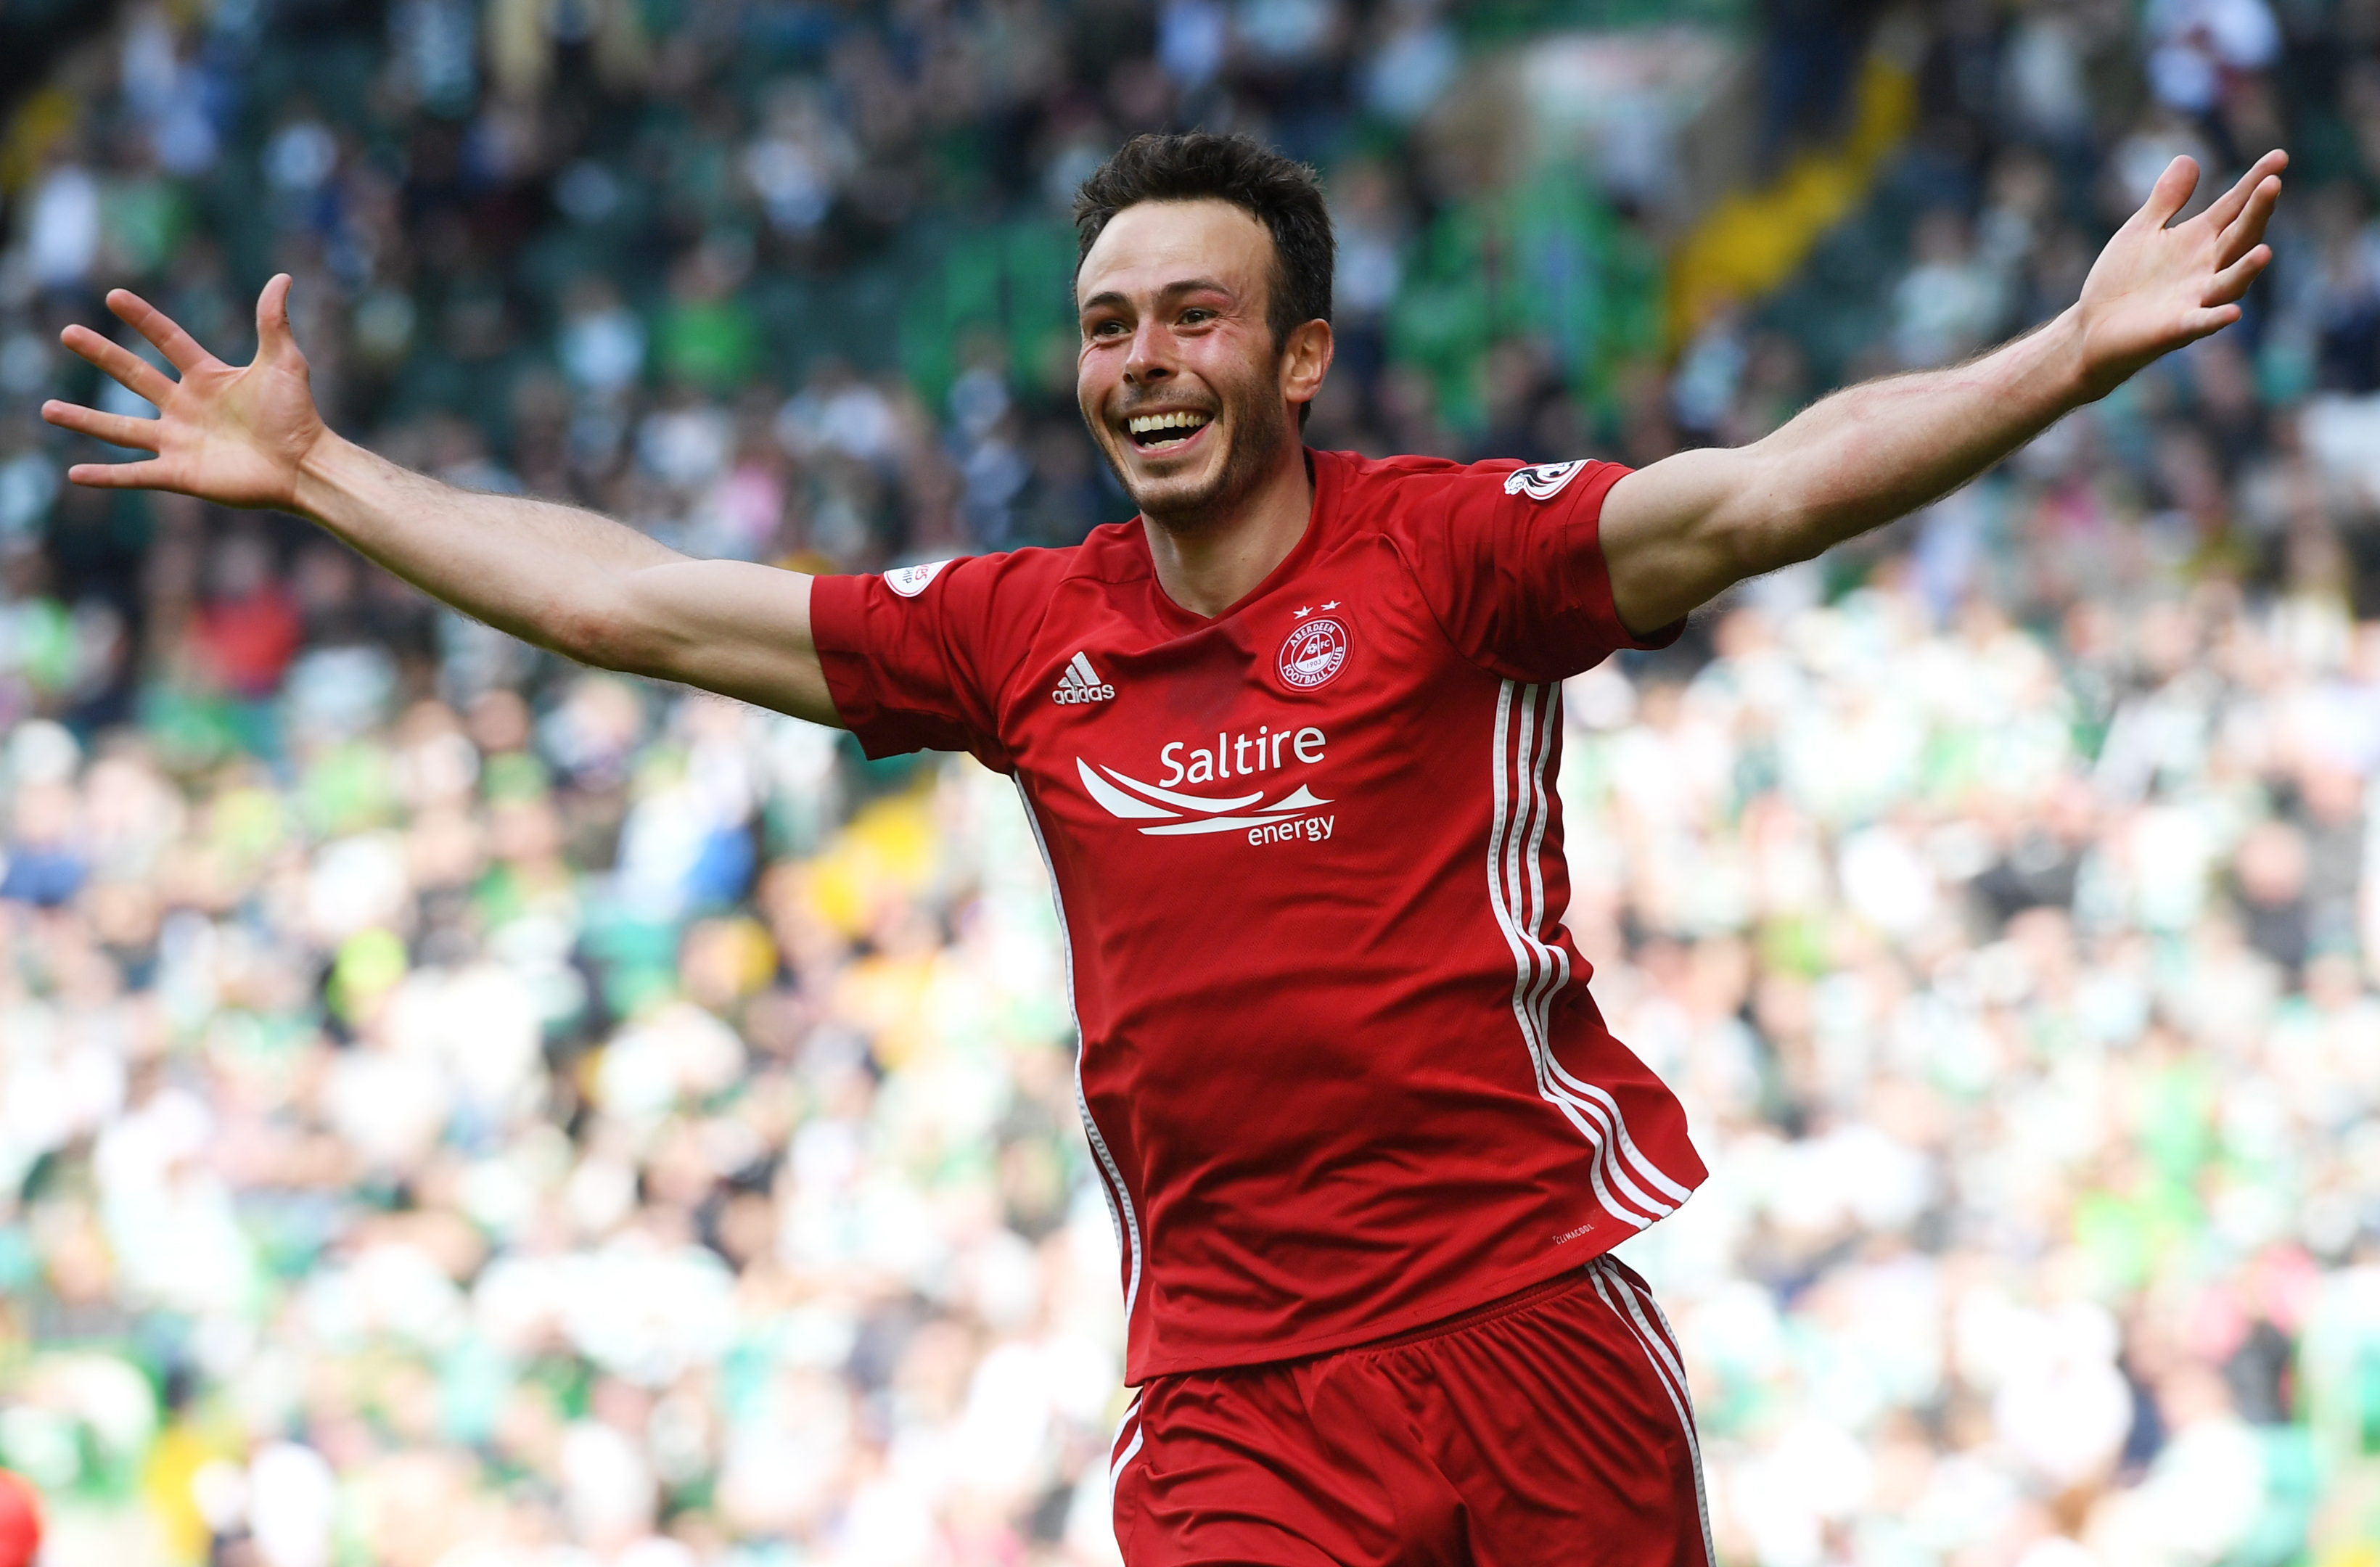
[1501,461,1588,501]
[885,559,953,597]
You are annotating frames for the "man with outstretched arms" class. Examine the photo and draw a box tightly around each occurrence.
[46,133,2285,1565]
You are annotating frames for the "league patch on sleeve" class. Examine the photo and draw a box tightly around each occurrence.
[885,559,953,598]
[1501,461,1588,501]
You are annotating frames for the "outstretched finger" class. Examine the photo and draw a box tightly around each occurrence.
[2143,155,2202,230]
[2204,243,2274,306]
[64,457,176,490]
[2183,302,2246,344]
[2203,149,2289,233]
[2217,175,2284,268]
[256,274,308,366]
[107,288,216,375]
[57,324,177,406]
[42,399,163,451]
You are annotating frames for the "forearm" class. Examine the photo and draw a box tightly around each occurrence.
[1608,145,2287,630]
[1738,310,2088,561]
[292,430,682,665]
[39,277,843,719]
[292,431,839,723]
[1604,313,2090,631]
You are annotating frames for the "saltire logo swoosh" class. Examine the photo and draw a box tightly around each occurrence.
[1075,758,1331,836]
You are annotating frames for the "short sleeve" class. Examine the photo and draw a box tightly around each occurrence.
[807,554,1045,770]
[1395,457,1682,683]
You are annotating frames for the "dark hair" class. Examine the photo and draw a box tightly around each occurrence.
[1072,132,1334,350]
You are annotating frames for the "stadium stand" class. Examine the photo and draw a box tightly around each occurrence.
[7,0,2380,1563]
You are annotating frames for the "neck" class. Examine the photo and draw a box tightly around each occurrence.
[1141,444,1312,618]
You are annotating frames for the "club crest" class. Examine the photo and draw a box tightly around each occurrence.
[1502,461,1587,501]
[1278,617,1350,691]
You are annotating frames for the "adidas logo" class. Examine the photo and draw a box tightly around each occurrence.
[1052,651,1116,706]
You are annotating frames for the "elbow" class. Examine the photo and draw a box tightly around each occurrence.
[1716,444,1847,580]
[545,596,670,677]
[1710,511,1802,586]
[1719,485,1838,581]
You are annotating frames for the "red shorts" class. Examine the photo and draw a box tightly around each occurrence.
[1109,1257,1713,1567]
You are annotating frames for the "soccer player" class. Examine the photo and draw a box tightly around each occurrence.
[44,132,2283,1564]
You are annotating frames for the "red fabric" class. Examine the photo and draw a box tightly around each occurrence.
[0,1470,42,1567]
[1111,1257,1714,1567]
[810,448,1705,1381]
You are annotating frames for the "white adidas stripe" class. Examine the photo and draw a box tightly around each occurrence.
[1590,1258,1717,1567]
[1532,688,1690,1213]
[1526,681,1689,1213]
[1109,1393,1145,1485]
[1522,691,1665,1225]
[1070,651,1101,686]
[1014,780,1144,1333]
[1485,680,1688,1229]
[1490,681,1653,1227]
[1513,685,1691,1211]
[1107,1391,1146,1538]
[1536,689,1688,1217]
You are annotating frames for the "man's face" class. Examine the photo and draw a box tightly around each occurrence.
[1075,199,1303,530]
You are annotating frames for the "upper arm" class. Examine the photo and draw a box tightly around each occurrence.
[763,551,1036,766]
[1398,458,1682,679]
[607,558,841,725]
[1600,445,1777,635]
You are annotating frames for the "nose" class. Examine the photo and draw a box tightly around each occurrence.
[1124,319,1175,386]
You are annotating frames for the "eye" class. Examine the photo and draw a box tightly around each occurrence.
[1088,318,1126,338]
[1180,308,1215,325]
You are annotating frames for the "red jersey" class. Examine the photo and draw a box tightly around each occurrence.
[808,448,1707,1381]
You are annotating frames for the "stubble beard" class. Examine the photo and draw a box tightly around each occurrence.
[1096,363,1295,538]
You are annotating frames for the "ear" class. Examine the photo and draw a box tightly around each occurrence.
[1281,318,1334,415]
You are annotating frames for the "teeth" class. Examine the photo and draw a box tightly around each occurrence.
[1128,411,1211,436]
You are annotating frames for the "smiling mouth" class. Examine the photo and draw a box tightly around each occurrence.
[1125,411,1212,452]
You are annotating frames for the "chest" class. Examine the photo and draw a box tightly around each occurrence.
[1001,538,1495,857]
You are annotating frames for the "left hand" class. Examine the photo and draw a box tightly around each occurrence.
[2070,149,2286,399]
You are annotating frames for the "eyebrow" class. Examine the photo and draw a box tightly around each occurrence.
[1078,277,1238,317]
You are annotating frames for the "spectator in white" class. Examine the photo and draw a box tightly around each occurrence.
[2146,0,2280,115]
[1361,0,1460,123]
[2002,4,2094,147]
[248,1442,339,1567]
[1234,0,1342,68]
[22,155,100,292]
[1159,0,1229,91]
[775,360,901,469]
[1330,160,1408,328]
[744,81,855,239]
[119,6,221,176]
[262,116,337,201]
[2087,1365,2269,1566]
[558,277,647,400]
[1892,207,2010,369]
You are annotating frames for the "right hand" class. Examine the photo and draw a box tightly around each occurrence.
[41,273,330,512]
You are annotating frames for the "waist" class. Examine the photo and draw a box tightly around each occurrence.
[1348,1264,1599,1354]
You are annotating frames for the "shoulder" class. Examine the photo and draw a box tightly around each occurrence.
[1316,448,1628,538]
[1313,447,1474,504]
[876,523,1151,598]
[1052,519,1158,586]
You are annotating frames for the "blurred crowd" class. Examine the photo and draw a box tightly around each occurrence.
[15,0,2380,1564]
